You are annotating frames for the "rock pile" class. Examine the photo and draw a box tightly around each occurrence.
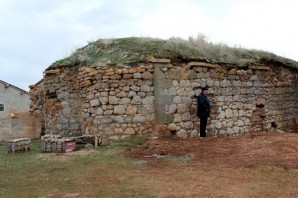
[41,134,76,153]
[7,138,31,154]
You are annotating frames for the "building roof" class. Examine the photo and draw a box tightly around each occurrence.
[0,80,29,95]
[48,37,298,70]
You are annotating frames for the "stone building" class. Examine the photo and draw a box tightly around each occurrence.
[30,37,298,139]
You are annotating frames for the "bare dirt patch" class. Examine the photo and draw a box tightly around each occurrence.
[127,132,298,169]
[124,132,298,197]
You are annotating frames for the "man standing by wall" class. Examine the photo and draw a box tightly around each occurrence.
[196,87,210,138]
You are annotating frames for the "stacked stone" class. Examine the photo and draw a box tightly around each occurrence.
[41,67,81,136]
[41,134,76,153]
[30,60,298,138]
[162,64,219,138]
[29,81,44,118]
[163,63,298,137]
[7,138,31,154]
[78,63,155,139]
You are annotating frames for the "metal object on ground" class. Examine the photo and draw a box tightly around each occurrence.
[73,135,102,148]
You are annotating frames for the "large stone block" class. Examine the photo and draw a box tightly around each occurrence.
[123,74,133,79]
[124,128,135,135]
[133,73,142,79]
[174,114,182,122]
[173,96,181,104]
[177,104,187,113]
[130,85,140,92]
[256,98,265,106]
[99,97,108,105]
[90,98,100,107]
[225,109,233,118]
[114,105,125,114]
[237,120,244,127]
[140,85,151,92]
[120,98,131,105]
[126,106,137,115]
[168,104,177,114]
[109,96,119,104]
[133,115,146,122]
[142,96,154,105]
[168,123,177,131]
[176,129,187,138]
[142,72,153,79]
[131,96,142,104]
[183,121,194,129]
[116,91,127,98]
[182,112,191,121]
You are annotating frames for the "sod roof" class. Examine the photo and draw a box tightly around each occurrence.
[48,37,298,70]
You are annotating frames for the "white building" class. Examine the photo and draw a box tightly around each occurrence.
[0,80,30,119]
[0,80,40,142]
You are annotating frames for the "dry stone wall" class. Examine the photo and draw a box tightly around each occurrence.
[160,62,298,137]
[39,67,81,136]
[30,60,298,138]
[78,64,155,139]
[29,81,44,131]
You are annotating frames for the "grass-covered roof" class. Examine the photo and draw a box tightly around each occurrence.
[48,37,298,70]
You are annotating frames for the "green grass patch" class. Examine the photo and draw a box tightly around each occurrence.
[0,136,157,198]
[100,134,148,151]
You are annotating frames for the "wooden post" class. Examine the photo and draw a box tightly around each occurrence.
[95,136,98,148]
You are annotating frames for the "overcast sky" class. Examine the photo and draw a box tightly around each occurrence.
[1,0,298,91]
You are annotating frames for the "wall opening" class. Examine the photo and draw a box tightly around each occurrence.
[46,91,57,99]
[271,122,277,128]
[251,98,266,131]
[0,104,4,111]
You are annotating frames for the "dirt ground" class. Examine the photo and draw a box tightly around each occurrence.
[127,132,298,170]
[2,131,297,197]
[124,132,298,197]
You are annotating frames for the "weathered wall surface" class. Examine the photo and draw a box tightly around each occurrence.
[43,67,81,136]
[29,81,45,133]
[0,115,42,142]
[29,81,44,118]
[30,60,298,138]
[78,64,155,139]
[0,83,30,119]
[158,63,298,137]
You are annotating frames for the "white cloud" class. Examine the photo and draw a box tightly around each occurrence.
[0,0,297,91]
[139,1,215,39]
[208,0,298,60]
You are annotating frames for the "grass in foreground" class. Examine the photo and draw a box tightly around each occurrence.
[0,135,297,197]
[0,136,156,198]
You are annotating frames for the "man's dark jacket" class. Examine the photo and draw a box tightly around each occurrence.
[196,93,210,118]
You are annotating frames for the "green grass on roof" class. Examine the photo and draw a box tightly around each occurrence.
[48,37,298,70]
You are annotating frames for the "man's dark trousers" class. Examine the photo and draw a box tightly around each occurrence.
[200,116,208,137]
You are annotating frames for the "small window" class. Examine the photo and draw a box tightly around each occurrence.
[0,104,4,111]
